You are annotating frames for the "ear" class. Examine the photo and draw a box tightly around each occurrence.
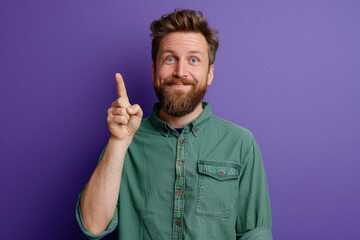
[152,62,156,84]
[207,64,214,86]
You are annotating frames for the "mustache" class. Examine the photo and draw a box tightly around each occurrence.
[164,78,195,85]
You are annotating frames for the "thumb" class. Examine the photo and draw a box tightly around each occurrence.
[127,104,143,118]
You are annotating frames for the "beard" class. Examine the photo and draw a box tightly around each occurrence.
[154,78,208,117]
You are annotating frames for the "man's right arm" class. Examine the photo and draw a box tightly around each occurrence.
[79,73,143,234]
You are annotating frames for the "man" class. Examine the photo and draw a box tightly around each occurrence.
[76,9,273,240]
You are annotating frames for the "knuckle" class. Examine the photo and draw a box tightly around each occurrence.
[120,108,127,115]
[114,116,121,123]
[134,104,142,112]
[112,108,118,115]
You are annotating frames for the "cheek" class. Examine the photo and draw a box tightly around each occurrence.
[191,68,207,82]
[154,69,167,86]
[157,65,170,76]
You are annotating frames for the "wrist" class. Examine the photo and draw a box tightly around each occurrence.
[109,135,133,147]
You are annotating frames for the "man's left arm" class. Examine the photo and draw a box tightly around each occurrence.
[236,138,273,240]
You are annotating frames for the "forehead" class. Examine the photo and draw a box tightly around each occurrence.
[158,32,208,56]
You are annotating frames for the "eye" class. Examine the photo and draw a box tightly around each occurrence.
[165,56,175,63]
[189,57,199,64]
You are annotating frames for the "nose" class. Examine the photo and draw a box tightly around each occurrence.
[173,60,188,78]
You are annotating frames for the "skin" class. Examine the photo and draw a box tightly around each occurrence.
[153,32,214,127]
[80,73,142,234]
[80,31,214,234]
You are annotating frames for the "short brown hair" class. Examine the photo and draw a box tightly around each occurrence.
[150,9,219,68]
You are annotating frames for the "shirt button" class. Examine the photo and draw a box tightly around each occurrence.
[176,221,181,227]
[177,161,183,167]
[177,190,183,196]
[194,128,198,132]
[179,139,184,144]
[219,171,224,176]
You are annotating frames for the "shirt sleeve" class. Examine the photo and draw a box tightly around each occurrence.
[236,138,273,240]
[75,146,119,240]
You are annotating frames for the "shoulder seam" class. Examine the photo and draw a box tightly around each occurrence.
[241,137,255,167]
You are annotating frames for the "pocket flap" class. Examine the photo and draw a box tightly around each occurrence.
[197,160,241,181]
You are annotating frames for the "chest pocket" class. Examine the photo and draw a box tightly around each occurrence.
[196,160,241,218]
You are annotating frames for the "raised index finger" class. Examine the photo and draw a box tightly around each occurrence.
[115,73,128,100]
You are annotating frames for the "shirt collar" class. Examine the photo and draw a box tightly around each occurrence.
[149,101,212,137]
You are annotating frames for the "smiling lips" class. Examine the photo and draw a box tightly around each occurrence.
[165,79,194,88]
[170,82,190,88]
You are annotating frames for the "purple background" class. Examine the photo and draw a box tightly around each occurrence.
[1,0,359,239]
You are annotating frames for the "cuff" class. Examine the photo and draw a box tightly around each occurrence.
[238,227,273,240]
[75,185,118,240]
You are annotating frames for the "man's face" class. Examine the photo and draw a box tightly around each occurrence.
[152,32,214,117]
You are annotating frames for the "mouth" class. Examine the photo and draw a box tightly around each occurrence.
[169,82,190,88]
[165,79,194,89]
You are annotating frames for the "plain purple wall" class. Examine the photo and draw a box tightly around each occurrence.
[1,0,359,239]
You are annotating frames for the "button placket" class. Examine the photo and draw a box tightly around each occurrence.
[172,131,187,240]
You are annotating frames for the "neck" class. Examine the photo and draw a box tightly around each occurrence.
[158,102,203,128]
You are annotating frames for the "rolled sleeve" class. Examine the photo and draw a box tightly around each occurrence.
[75,185,119,240]
[236,138,273,239]
[75,145,118,239]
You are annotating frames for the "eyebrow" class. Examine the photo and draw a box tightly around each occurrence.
[160,49,204,56]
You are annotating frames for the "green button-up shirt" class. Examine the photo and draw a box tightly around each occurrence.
[76,102,273,240]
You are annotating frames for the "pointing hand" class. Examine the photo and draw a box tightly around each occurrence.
[107,73,143,141]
